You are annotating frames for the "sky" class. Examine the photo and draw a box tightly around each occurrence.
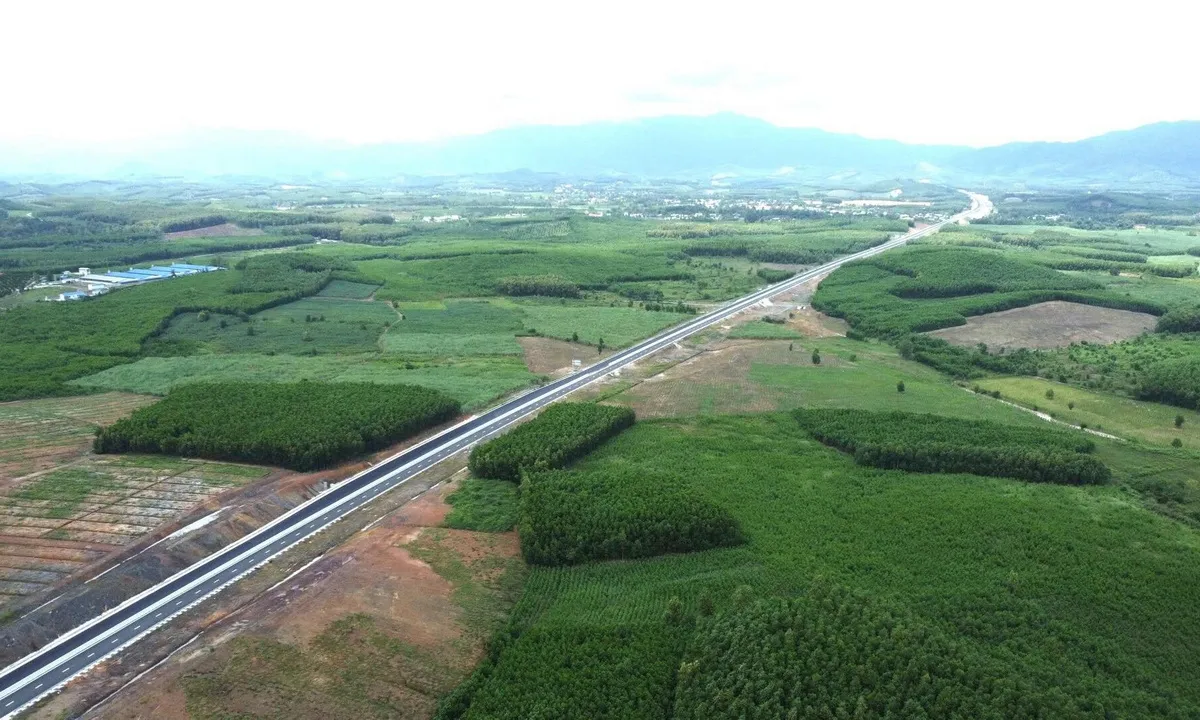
[4,0,1196,149]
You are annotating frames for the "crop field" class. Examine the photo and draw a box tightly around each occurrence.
[445,413,1200,718]
[0,393,158,480]
[0,454,265,610]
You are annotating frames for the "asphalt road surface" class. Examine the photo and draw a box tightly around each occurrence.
[0,192,990,717]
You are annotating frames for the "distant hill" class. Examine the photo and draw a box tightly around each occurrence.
[947,122,1200,185]
[3,115,1200,186]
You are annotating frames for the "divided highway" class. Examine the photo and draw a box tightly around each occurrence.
[0,192,990,717]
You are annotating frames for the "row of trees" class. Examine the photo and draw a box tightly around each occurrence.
[160,215,228,233]
[468,403,635,481]
[519,469,743,566]
[755,268,794,283]
[95,381,460,470]
[494,275,581,298]
[793,408,1110,485]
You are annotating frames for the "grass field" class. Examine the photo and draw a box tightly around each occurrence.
[725,320,803,339]
[973,375,1200,446]
[71,354,537,410]
[519,304,683,348]
[316,280,380,298]
[450,413,1200,716]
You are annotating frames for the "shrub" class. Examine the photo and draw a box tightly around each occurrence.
[793,408,1109,485]
[1173,438,1183,448]
[1176,415,1186,429]
[95,382,459,471]
[519,469,743,566]
[468,403,635,481]
[897,380,905,393]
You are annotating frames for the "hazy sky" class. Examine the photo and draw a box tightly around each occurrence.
[5,0,1195,148]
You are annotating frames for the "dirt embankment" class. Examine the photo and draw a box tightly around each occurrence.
[52,468,521,720]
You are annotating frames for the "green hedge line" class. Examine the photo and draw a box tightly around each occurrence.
[793,408,1109,485]
[468,403,635,481]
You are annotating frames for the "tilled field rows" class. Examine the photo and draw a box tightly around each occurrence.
[0,456,266,607]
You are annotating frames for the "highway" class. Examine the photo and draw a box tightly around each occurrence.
[0,191,990,717]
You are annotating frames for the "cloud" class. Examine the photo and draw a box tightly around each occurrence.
[2,0,1196,148]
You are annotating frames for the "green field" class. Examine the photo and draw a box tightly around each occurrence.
[973,375,1200,446]
[519,303,682,347]
[446,413,1200,717]
[71,354,537,410]
[153,297,395,355]
[316,279,380,298]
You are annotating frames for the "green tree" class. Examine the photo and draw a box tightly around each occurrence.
[812,349,821,365]
[897,381,906,393]
[1176,414,1186,429]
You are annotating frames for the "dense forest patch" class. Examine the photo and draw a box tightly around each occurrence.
[674,583,1093,719]
[519,469,742,566]
[468,403,635,481]
[1138,356,1200,409]
[793,408,1109,484]
[94,381,459,470]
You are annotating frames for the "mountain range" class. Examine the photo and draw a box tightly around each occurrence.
[4,114,1200,187]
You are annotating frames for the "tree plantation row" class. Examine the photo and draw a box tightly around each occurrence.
[792,409,1110,485]
[94,382,460,470]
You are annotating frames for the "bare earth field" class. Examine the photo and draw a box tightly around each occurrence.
[163,223,264,239]
[74,475,522,720]
[517,336,613,376]
[0,393,158,482]
[0,394,276,611]
[927,300,1157,351]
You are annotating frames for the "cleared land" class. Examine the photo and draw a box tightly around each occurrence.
[0,453,265,610]
[928,300,1156,350]
[163,223,264,239]
[80,474,524,720]
[0,393,157,481]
